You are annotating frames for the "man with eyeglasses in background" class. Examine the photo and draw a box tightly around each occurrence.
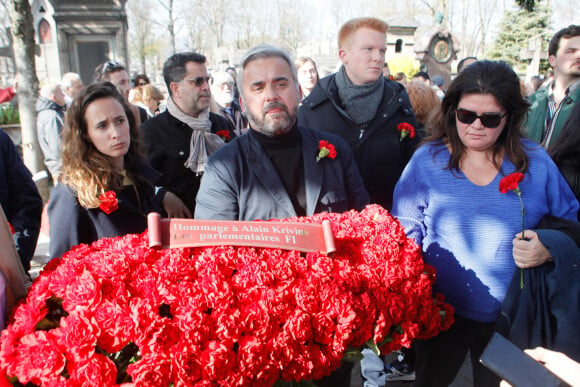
[210,70,248,136]
[94,61,148,125]
[140,52,236,218]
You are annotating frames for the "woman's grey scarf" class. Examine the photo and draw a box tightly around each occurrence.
[166,97,224,175]
[335,65,384,126]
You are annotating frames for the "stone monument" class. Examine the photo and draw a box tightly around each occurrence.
[414,28,459,89]
[32,0,129,84]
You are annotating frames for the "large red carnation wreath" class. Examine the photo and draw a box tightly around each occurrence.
[0,205,453,386]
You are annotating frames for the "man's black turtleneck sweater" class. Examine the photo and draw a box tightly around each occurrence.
[249,123,306,216]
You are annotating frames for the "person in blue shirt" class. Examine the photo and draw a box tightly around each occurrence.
[392,60,579,387]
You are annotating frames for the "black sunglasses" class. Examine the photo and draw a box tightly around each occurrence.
[456,108,507,128]
[101,61,123,75]
[182,76,211,87]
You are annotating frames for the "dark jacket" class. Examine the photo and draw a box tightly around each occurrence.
[36,96,66,180]
[140,110,236,215]
[549,101,580,207]
[496,228,580,362]
[0,129,42,271]
[47,163,162,259]
[298,74,419,210]
[138,106,149,124]
[195,126,370,221]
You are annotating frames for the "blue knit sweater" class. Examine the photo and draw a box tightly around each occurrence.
[392,139,579,322]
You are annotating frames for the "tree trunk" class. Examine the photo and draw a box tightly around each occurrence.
[167,0,176,54]
[8,0,49,202]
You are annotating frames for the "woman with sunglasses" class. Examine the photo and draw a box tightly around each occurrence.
[392,60,578,387]
[47,82,163,259]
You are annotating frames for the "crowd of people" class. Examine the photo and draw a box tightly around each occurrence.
[0,16,579,387]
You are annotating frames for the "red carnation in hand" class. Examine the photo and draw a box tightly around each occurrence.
[499,172,524,194]
[316,140,337,162]
[397,122,415,142]
[216,130,231,142]
[98,191,118,214]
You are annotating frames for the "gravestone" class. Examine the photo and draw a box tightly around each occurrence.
[414,28,459,89]
[32,0,129,84]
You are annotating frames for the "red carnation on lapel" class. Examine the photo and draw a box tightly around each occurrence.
[316,140,337,162]
[98,191,118,214]
[397,122,415,142]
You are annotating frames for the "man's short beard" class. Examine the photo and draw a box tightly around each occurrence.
[245,101,297,136]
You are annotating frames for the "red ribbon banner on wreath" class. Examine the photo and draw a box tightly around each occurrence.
[147,213,336,254]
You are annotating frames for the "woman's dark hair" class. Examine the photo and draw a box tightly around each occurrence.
[425,60,531,174]
[61,82,144,208]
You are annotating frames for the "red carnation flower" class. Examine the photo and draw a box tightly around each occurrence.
[216,130,231,142]
[98,191,118,214]
[499,172,524,194]
[316,140,337,162]
[397,122,416,142]
[68,353,117,386]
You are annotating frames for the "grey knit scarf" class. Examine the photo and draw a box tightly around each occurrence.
[335,65,384,126]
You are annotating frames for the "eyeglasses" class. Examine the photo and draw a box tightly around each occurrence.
[456,108,506,128]
[182,76,211,87]
[138,81,148,86]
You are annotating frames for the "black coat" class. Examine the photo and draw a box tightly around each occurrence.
[47,163,162,259]
[140,110,236,215]
[496,228,580,362]
[298,74,419,210]
[550,101,580,208]
[0,129,42,270]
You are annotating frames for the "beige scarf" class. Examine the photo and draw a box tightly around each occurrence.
[166,97,225,175]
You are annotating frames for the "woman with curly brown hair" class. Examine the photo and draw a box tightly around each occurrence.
[47,82,163,258]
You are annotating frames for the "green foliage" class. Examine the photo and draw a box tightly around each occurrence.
[0,104,20,125]
[388,55,421,81]
[489,3,552,71]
